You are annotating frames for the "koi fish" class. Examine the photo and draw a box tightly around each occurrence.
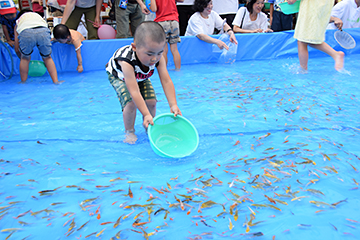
[309,201,336,208]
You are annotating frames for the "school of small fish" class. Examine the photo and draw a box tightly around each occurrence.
[1,64,360,239]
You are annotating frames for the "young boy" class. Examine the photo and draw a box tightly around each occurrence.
[0,0,19,47]
[14,10,62,84]
[53,24,85,73]
[106,21,182,144]
[149,0,182,70]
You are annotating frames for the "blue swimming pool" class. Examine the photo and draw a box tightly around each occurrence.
[1,50,360,239]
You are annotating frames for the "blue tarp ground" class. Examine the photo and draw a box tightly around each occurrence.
[1,28,359,78]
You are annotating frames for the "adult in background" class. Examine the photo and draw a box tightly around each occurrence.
[61,0,102,39]
[177,0,195,36]
[327,0,360,29]
[212,0,238,29]
[114,0,149,38]
[232,0,273,33]
[185,0,237,50]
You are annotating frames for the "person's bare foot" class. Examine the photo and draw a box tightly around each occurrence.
[334,51,345,71]
[124,130,137,144]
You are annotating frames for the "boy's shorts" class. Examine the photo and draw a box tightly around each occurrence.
[18,27,52,57]
[108,73,157,111]
[158,20,181,44]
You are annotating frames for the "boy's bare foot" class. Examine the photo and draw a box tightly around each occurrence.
[334,51,344,71]
[124,130,137,144]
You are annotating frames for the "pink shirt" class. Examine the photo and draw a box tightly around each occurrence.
[154,0,179,22]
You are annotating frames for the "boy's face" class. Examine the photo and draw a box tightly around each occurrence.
[4,12,16,20]
[57,36,71,44]
[132,39,166,67]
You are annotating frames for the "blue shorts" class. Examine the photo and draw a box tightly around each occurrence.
[18,27,52,57]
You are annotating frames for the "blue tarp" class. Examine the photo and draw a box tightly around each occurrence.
[1,28,359,77]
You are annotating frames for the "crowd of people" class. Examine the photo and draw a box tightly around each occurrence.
[0,0,359,143]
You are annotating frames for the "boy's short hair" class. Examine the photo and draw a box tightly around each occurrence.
[0,0,16,15]
[134,21,166,48]
[53,24,71,40]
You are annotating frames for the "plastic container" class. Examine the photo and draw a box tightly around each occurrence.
[148,113,199,158]
[279,0,300,14]
[334,30,356,49]
[28,60,47,77]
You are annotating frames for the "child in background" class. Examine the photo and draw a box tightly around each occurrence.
[106,21,182,144]
[0,0,19,47]
[268,0,293,32]
[14,10,61,84]
[149,0,182,70]
[53,24,85,73]
[288,0,344,71]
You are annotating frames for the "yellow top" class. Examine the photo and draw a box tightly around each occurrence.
[294,0,333,44]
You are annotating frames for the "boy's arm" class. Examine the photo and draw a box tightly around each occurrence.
[75,48,83,73]
[149,0,157,12]
[156,56,182,116]
[2,25,14,47]
[120,61,154,128]
[269,3,274,26]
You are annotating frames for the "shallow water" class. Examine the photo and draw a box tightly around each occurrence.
[1,54,360,239]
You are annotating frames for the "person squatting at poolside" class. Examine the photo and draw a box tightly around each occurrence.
[233,0,273,33]
[14,10,62,84]
[106,21,182,144]
[288,0,344,71]
[185,0,238,51]
[150,0,182,70]
[53,24,85,73]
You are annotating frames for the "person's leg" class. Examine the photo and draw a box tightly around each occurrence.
[128,3,144,37]
[281,12,293,31]
[297,40,309,70]
[19,55,31,83]
[84,6,98,39]
[170,43,181,70]
[145,99,156,117]
[115,0,131,38]
[122,101,138,144]
[309,42,344,71]
[271,10,281,32]
[65,6,83,30]
[43,56,59,84]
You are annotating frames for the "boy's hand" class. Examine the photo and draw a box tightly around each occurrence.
[170,105,182,117]
[77,65,84,73]
[143,114,154,129]
[7,40,15,47]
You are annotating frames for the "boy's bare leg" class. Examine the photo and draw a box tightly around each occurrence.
[123,101,137,144]
[297,41,309,71]
[170,43,181,70]
[145,99,156,117]
[309,42,344,71]
[43,56,60,84]
[19,55,31,83]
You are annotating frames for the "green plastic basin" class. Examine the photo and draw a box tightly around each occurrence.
[148,113,199,158]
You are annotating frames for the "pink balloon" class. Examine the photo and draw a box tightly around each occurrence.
[98,25,116,39]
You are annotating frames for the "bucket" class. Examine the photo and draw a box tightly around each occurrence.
[148,113,199,158]
[279,0,300,14]
[28,60,46,77]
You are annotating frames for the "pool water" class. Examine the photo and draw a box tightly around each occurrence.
[1,54,360,239]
